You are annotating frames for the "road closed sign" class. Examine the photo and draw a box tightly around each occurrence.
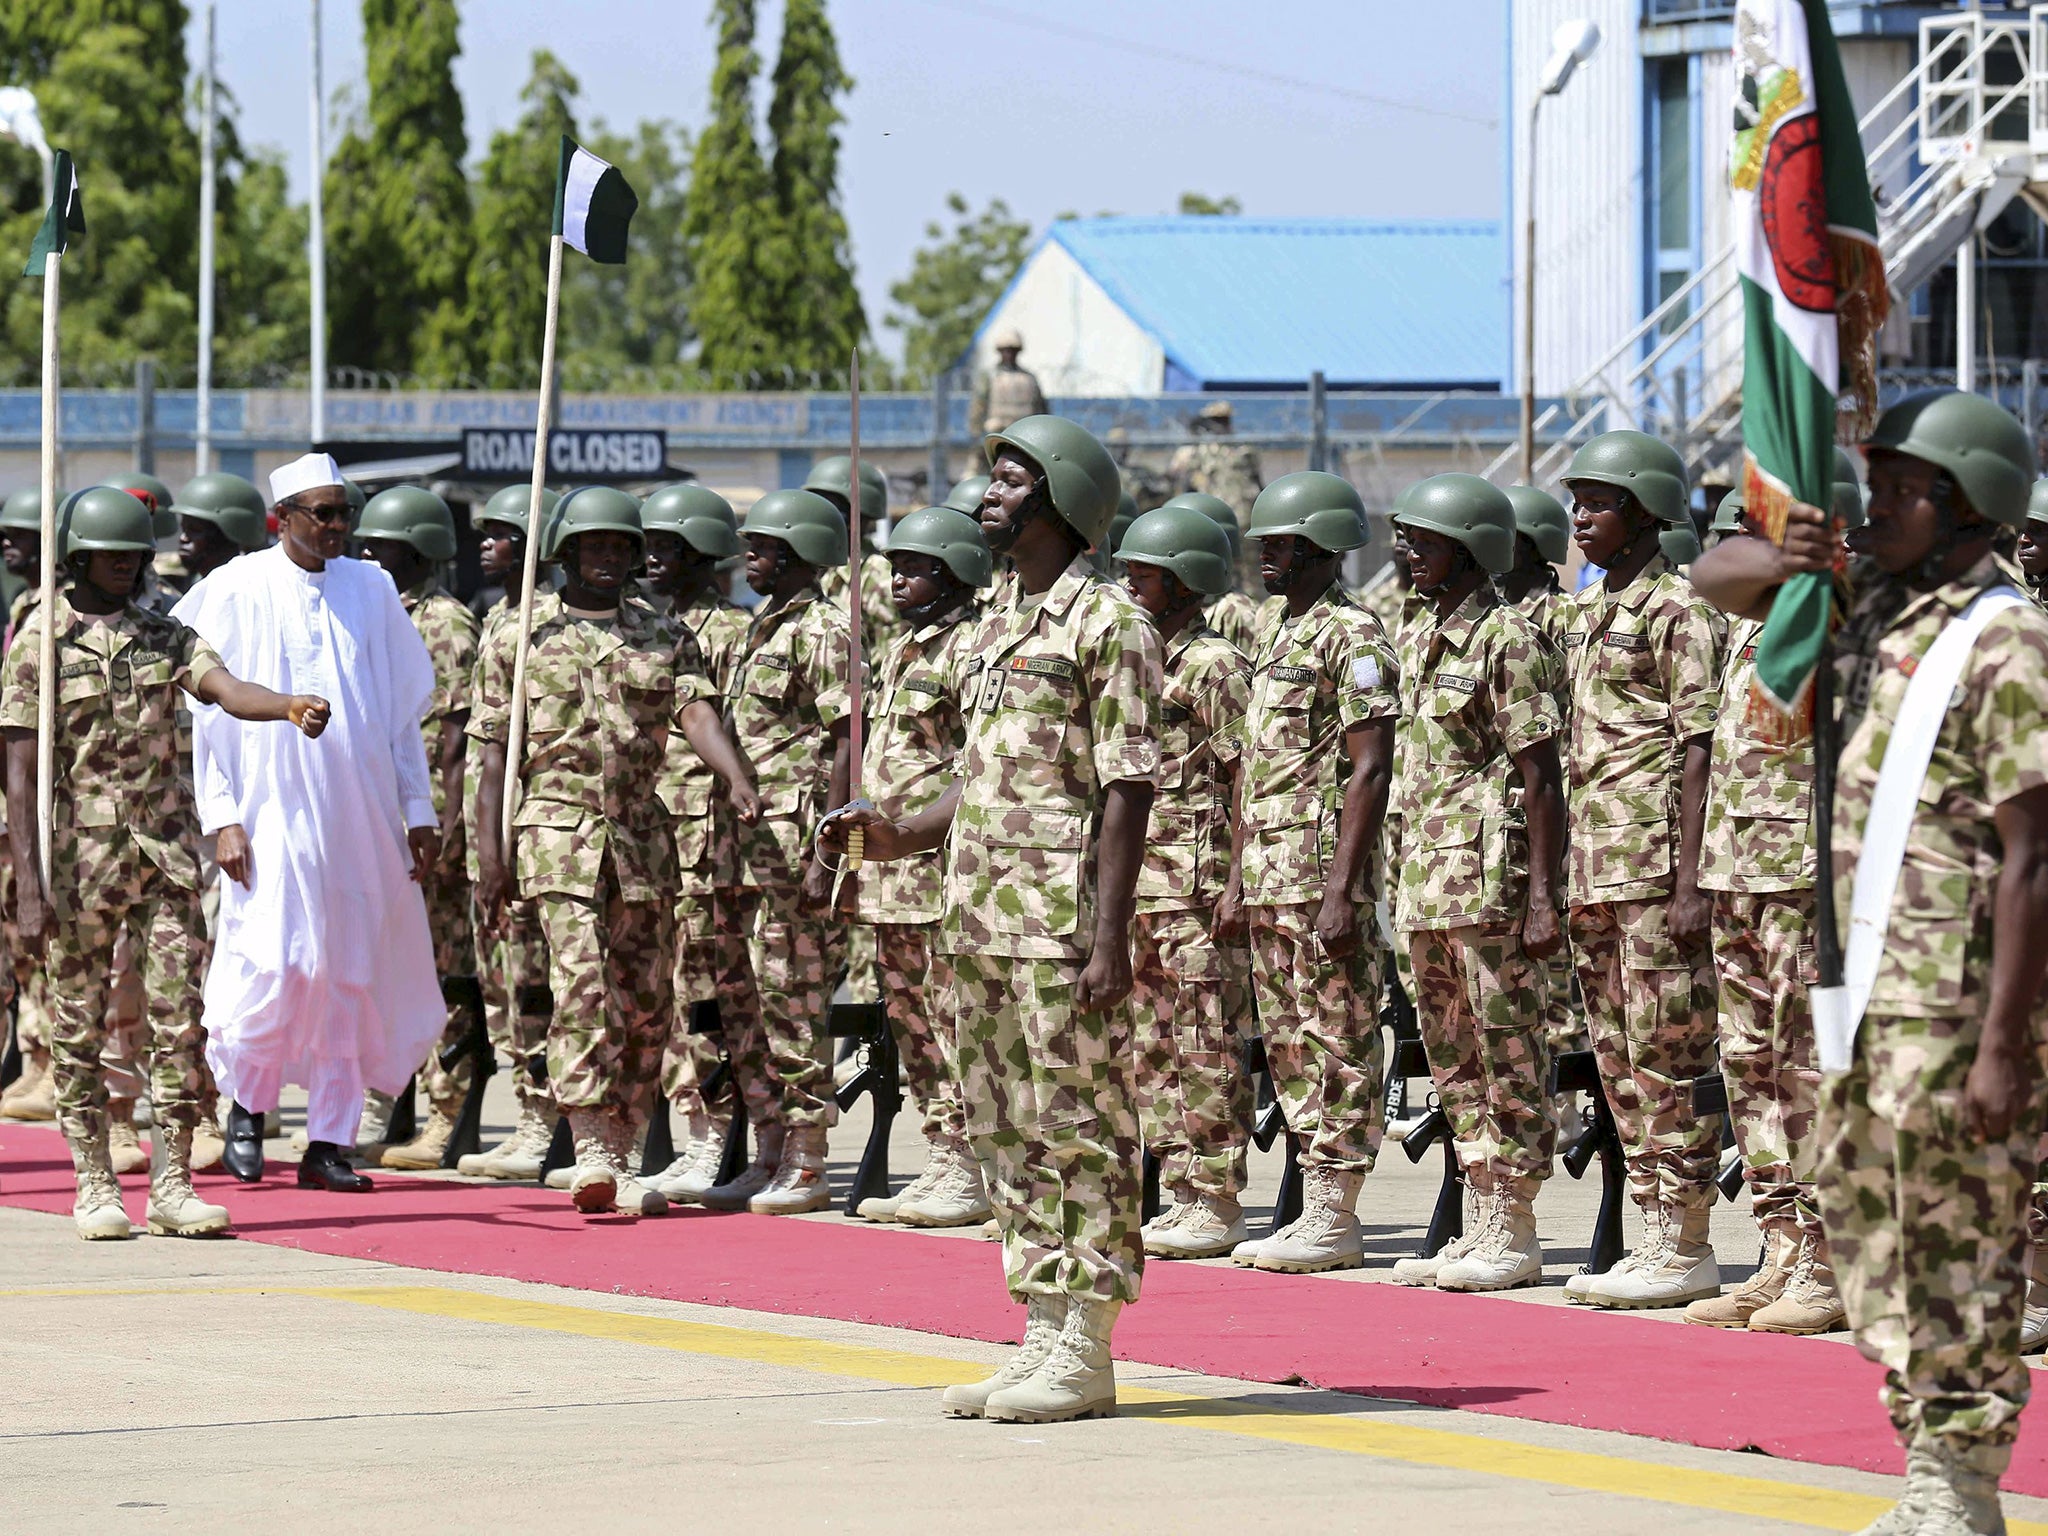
[462,427,667,481]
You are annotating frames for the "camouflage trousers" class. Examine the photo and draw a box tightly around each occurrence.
[47,867,209,1142]
[1818,1015,2038,1465]
[952,948,1143,1305]
[662,887,776,1130]
[1539,947,1584,1056]
[1569,898,1720,1214]
[1407,923,1554,1186]
[874,922,964,1144]
[1710,889,1822,1240]
[748,889,844,1129]
[418,862,480,1116]
[480,896,554,1118]
[1245,903,1385,1174]
[535,856,673,1119]
[1130,908,1251,1198]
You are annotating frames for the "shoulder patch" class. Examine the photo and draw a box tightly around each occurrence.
[1350,655,1382,689]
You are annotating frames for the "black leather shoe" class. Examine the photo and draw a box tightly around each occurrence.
[298,1141,374,1193]
[223,1102,265,1183]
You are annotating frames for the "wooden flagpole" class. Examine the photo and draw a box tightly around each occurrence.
[501,232,564,849]
[34,247,59,891]
[845,349,865,872]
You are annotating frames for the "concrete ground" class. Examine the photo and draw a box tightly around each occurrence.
[11,1062,2048,1533]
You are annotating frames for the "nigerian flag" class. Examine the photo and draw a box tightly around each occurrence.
[23,148,84,278]
[553,136,637,264]
[1732,0,1888,734]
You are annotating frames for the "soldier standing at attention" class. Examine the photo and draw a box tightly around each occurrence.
[355,487,484,1172]
[826,414,1160,1425]
[1558,431,1726,1310]
[637,484,769,1202]
[969,327,1049,438]
[2017,481,2048,598]
[1380,475,1566,1293]
[850,505,992,1230]
[1117,504,1255,1260]
[170,472,271,593]
[1216,472,1398,1275]
[1693,388,2048,1536]
[1498,486,1574,651]
[1,487,329,1238]
[472,488,757,1216]
[697,490,854,1217]
[1156,491,1262,655]
[808,456,900,662]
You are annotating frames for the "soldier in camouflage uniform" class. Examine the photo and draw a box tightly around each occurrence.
[1156,491,1262,655]
[472,487,757,1217]
[850,504,991,1229]
[828,414,1162,1425]
[355,487,485,1172]
[1117,505,1255,1260]
[1218,471,1398,1275]
[1559,431,1726,1310]
[1381,476,1566,1293]
[638,484,771,1202]
[456,487,564,1182]
[968,327,1049,438]
[807,456,900,660]
[1702,389,2048,1536]
[0,487,327,1239]
[0,486,55,1124]
[2019,480,2048,596]
[696,489,854,1217]
[1168,400,1264,592]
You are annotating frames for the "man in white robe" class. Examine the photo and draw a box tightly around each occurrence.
[173,452,443,1192]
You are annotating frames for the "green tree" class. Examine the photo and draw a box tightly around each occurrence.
[1178,192,1242,216]
[0,2,201,385]
[884,194,1030,387]
[682,0,781,387]
[465,49,579,388]
[562,118,694,388]
[323,0,472,381]
[213,132,310,387]
[765,0,861,380]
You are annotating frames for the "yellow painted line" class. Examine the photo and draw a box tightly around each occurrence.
[14,1281,2046,1534]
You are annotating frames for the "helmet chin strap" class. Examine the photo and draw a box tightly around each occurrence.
[68,558,132,609]
[1912,474,1973,587]
[901,576,970,628]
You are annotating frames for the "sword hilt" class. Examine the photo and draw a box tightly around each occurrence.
[847,826,864,873]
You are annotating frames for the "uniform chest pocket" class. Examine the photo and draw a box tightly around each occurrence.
[58,663,107,707]
[1258,668,1318,749]
[618,654,673,729]
[890,674,948,721]
[1592,630,1664,718]
[1422,681,1488,767]
[526,672,581,735]
[989,653,1079,757]
[744,652,798,705]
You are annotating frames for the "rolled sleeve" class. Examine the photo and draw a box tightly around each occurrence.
[466,633,511,746]
[1334,629,1400,727]
[1664,598,1727,742]
[1086,604,1163,786]
[0,617,38,732]
[1493,630,1562,759]
[1199,655,1252,767]
[1974,608,2048,810]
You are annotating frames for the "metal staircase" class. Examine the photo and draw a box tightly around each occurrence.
[1489,7,2048,490]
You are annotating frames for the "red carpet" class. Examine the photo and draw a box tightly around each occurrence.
[7,1121,2042,1492]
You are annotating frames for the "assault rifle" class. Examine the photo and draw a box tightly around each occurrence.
[831,1000,900,1215]
[1552,1049,1625,1275]
[437,974,494,1169]
[1245,1035,1304,1234]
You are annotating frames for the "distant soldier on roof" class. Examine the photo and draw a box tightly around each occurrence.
[970,327,1049,438]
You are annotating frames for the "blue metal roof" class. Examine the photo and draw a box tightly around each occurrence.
[1014,216,1508,392]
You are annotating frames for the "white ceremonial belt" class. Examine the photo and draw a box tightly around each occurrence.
[1813,585,2025,1074]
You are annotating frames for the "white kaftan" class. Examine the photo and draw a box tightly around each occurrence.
[172,547,442,1140]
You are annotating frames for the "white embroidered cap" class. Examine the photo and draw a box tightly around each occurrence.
[269,451,346,507]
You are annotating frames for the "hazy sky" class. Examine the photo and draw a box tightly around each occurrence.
[195,0,1505,359]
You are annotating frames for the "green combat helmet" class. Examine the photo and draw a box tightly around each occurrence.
[1504,484,1570,564]
[742,488,848,568]
[943,475,991,515]
[804,455,887,525]
[1247,471,1368,552]
[1117,503,1234,596]
[1711,488,1747,535]
[105,471,177,540]
[358,485,458,561]
[2030,480,2048,527]
[477,483,561,540]
[1391,473,1518,576]
[342,477,367,532]
[59,484,158,561]
[1562,430,1689,526]
[642,482,741,559]
[542,485,644,562]
[0,484,63,536]
[1107,489,1140,555]
[173,471,269,551]
[1160,490,1242,558]
[887,505,992,588]
[1864,388,2032,526]
[984,414,1122,550]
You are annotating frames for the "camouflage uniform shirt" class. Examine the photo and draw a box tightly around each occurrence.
[820,549,901,663]
[400,578,480,830]
[1830,555,2048,1018]
[659,586,752,894]
[0,595,220,913]
[1699,617,1813,896]
[1204,590,1262,657]
[1563,556,1725,907]
[857,603,982,927]
[1136,620,1249,916]
[1237,585,1401,907]
[1392,585,1561,930]
[941,554,1162,962]
[469,591,715,904]
[729,581,851,892]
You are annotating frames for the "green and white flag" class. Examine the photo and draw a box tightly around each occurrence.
[552,136,637,264]
[23,148,84,278]
[1731,0,1887,737]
